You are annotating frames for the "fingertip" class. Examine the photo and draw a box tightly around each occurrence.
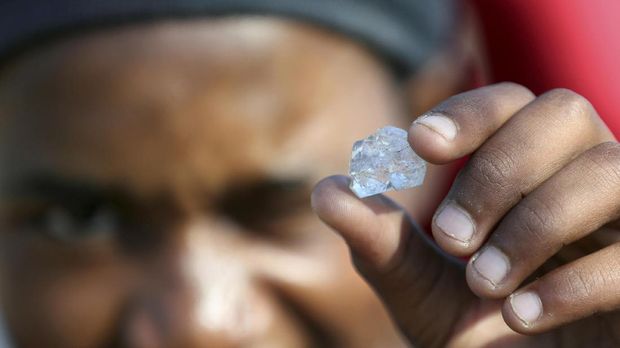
[501,299,531,335]
[408,82,537,165]
[311,175,407,268]
[409,115,457,164]
[501,292,544,335]
[465,252,511,300]
[413,112,458,141]
[431,228,475,257]
[311,175,349,211]
[311,175,354,227]
[311,175,400,222]
[430,202,479,257]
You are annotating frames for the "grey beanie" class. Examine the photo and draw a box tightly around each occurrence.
[0,0,456,73]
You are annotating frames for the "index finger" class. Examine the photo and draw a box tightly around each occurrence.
[409,82,535,164]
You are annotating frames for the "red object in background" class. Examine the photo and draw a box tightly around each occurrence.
[424,1,620,238]
[470,0,620,136]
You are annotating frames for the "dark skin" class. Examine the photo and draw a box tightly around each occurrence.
[314,84,620,347]
[0,14,618,348]
[0,18,416,347]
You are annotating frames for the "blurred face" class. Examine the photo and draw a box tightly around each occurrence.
[0,18,416,347]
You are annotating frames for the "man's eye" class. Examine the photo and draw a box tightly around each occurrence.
[39,206,119,243]
[216,179,311,237]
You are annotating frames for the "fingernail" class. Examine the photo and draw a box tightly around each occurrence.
[413,113,458,141]
[435,203,475,243]
[510,291,542,326]
[473,246,510,286]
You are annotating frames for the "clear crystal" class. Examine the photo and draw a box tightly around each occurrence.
[349,126,427,198]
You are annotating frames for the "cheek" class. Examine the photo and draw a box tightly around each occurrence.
[256,213,377,300]
[0,233,132,347]
[251,212,371,302]
[249,215,404,344]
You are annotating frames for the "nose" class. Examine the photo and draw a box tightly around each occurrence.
[122,219,269,347]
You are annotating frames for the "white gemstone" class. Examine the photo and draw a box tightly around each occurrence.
[349,126,427,198]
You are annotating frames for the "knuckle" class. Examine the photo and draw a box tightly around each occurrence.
[544,88,594,122]
[510,197,558,247]
[437,82,534,118]
[584,142,620,187]
[478,83,535,118]
[561,268,598,300]
[467,147,518,191]
[588,141,620,161]
[551,245,620,307]
[495,81,535,98]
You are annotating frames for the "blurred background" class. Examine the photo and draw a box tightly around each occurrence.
[0,0,618,347]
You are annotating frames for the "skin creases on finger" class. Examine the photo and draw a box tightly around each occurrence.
[430,89,615,257]
[466,141,620,298]
[311,175,473,347]
[409,82,536,164]
[502,242,620,334]
[311,175,411,270]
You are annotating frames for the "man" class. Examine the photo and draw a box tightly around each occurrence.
[0,1,619,347]
[0,1,456,346]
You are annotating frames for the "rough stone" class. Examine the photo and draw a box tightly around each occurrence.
[349,126,426,198]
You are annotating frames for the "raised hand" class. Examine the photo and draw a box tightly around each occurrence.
[312,83,620,347]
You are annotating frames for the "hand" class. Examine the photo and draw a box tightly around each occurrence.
[312,83,620,347]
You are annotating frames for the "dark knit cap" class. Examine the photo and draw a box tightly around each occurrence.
[0,0,456,73]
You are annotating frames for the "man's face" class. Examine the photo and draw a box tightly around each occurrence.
[0,18,412,347]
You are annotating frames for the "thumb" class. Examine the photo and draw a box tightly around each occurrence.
[311,175,473,347]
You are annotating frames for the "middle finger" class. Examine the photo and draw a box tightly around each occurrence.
[431,89,614,256]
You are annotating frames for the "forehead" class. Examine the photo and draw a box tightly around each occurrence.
[0,18,400,198]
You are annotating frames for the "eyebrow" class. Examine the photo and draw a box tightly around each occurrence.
[217,177,309,199]
[214,177,310,213]
[0,173,128,204]
[0,173,311,212]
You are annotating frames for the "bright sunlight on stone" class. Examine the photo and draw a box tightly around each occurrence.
[349,126,427,198]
